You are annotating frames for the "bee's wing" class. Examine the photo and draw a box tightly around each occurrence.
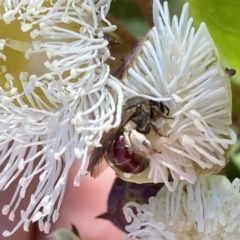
[90,156,109,178]
[87,105,139,177]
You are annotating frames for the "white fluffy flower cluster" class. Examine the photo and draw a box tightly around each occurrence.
[124,175,240,240]
[0,0,236,237]
[0,0,123,236]
[117,0,236,190]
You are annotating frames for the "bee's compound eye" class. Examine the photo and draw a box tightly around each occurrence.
[150,101,170,119]
[106,133,149,174]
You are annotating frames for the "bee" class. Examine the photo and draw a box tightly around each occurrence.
[87,96,171,177]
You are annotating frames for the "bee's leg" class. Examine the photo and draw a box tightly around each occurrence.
[162,115,174,120]
[128,129,153,155]
[150,123,168,137]
[141,140,162,154]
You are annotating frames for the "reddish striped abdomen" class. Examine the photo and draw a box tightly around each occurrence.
[106,133,149,174]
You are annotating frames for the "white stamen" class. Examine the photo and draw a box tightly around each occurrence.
[120,0,236,189]
[2,205,10,215]
[123,176,240,239]
[0,0,122,236]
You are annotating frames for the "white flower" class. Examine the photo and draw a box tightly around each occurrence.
[0,0,123,236]
[123,175,240,240]
[116,0,236,190]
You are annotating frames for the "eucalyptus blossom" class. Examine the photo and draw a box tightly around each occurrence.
[124,175,240,240]
[115,0,236,190]
[0,0,123,236]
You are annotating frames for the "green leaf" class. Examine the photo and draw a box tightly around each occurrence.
[48,225,81,240]
[183,0,240,83]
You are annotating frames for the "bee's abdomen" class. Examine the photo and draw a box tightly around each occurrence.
[106,133,149,174]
